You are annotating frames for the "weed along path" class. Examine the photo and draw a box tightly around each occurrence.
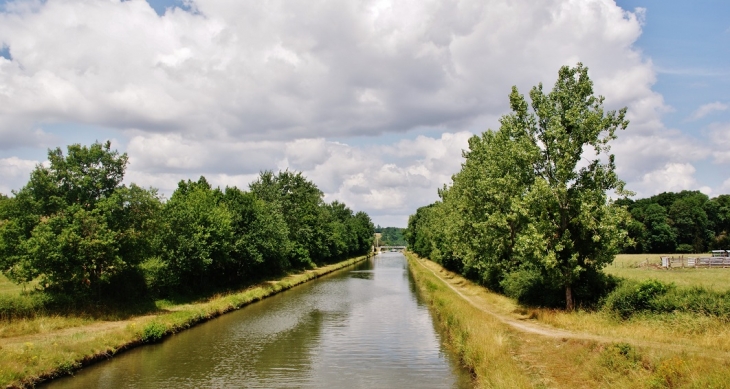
[412,254,730,356]
[408,253,730,388]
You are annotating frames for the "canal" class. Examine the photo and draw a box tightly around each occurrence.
[44,252,473,388]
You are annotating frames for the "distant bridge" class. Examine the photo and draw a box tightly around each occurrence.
[374,246,407,253]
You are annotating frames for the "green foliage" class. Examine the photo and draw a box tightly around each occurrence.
[620,190,728,253]
[377,227,406,246]
[407,63,631,309]
[600,279,730,320]
[0,142,374,310]
[0,141,161,297]
[140,322,167,343]
[603,279,671,318]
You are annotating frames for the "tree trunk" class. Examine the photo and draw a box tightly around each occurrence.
[565,284,574,311]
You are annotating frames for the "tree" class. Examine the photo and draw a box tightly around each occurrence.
[249,170,329,267]
[415,64,631,310]
[0,142,160,296]
[156,177,233,292]
[222,186,290,279]
[516,63,630,310]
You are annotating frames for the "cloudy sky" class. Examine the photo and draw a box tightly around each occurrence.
[0,0,728,227]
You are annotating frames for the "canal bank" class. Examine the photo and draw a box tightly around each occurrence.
[2,255,370,388]
[41,252,472,388]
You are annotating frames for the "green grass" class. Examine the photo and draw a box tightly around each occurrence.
[0,255,369,388]
[0,274,38,295]
[606,253,730,292]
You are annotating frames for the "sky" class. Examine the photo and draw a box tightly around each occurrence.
[0,0,728,227]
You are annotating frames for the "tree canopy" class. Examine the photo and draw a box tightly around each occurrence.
[0,143,374,301]
[407,64,630,310]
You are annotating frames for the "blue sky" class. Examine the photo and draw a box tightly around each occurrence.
[0,0,728,226]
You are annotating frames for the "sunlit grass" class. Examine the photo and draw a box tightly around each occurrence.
[408,253,730,388]
[606,253,730,292]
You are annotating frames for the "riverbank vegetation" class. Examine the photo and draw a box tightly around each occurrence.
[0,141,374,319]
[404,63,730,386]
[0,141,375,386]
[0,256,367,388]
[408,253,730,388]
[406,63,630,310]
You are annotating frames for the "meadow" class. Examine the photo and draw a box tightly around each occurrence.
[606,253,730,292]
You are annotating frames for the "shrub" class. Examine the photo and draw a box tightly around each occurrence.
[140,322,167,343]
[603,279,671,318]
[676,243,694,253]
[599,343,643,374]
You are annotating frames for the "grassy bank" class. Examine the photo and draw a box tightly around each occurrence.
[0,255,368,388]
[407,252,730,388]
[406,252,534,388]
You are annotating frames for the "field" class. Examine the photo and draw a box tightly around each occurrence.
[606,253,730,292]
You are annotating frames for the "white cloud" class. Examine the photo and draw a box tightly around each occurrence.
[635,163,700,195]
[689,102,728,121]
[3,0,724,223]
[0,156,37,195]
[0,0,658,142]
[709,123,730,164]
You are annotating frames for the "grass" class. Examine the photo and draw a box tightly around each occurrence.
[407,252,730,388]
[607,254,730,292]
[0,255,369,388]
[406,253,534,388]
[0,274,34,295]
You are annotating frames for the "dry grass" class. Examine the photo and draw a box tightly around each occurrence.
[0,256,368,388]
[408,253,730,388]
[407,253,534,389]
[606,254,730,292]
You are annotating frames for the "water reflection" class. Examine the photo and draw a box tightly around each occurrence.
[44,253,472,389]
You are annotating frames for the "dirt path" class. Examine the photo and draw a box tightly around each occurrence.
[412,256,730,359]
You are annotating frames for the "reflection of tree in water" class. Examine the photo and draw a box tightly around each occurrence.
[350,271,375,280]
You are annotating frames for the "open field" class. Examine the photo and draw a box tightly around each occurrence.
[407,252,730,388]
[606,253,730,292]
[0,275,37,296]
[0,256,368,388]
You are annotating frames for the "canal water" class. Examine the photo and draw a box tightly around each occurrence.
[44,252,472,388]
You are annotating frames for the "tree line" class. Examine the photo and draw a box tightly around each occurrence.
[617,191,730,254]
[0,141,374,302]
[374,226,406,246]
[405,64,630,310]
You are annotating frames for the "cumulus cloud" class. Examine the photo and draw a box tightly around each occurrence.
[121,131,470,226]
[0,0,658,142]
[2,0,721,224]
[0,156,37,195]
[636,163,702,196]
[709,123,730,164]
[688,102,728,121]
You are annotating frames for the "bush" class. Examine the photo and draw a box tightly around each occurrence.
[140,322,167,343]
[500,268,561,307]
[676,244,694,253]
[603,279,671,318]
[500,267,617,309]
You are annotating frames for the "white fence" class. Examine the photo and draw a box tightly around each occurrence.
[661,256,730,268]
